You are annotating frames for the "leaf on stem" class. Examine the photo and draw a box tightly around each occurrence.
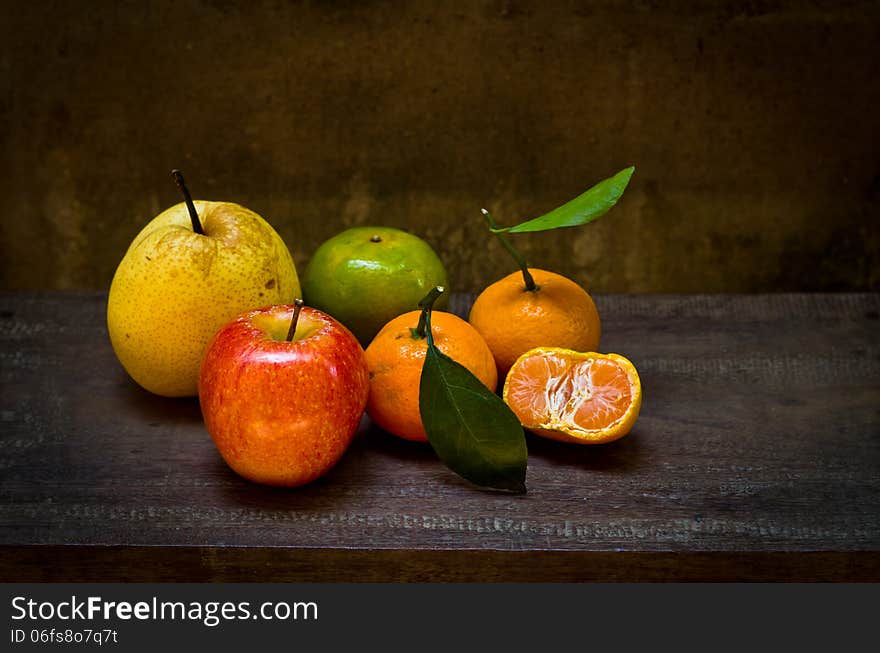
[492,166,635,234]
[419,341,527,493]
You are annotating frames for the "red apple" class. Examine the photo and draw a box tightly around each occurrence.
[198,302,369,487]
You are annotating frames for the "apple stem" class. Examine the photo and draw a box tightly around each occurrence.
[481,208,537,291]
[171,169,204,235]
[412,286,445,340]
[286,299,305,342]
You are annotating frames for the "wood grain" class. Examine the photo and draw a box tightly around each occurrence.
[0,291,878,581]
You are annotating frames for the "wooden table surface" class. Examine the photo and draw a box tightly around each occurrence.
[1,291,878,582]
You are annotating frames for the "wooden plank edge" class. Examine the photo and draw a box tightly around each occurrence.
[1,546,878,582]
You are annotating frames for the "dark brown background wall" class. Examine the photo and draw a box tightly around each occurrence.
[2,0,878,293]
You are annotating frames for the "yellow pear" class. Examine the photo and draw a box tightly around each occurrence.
[107,172,300,397]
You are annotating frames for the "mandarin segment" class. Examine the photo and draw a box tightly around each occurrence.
[502,347,641,444]
[364,310,497,442]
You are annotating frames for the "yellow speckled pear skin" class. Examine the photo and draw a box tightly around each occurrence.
[107,201,300,397]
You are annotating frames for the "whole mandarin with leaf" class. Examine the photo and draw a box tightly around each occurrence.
[107,171,300,397]
[364,288,497,442]
[467,166,635,380]
[469,266,601,379]
[302,226,448,345]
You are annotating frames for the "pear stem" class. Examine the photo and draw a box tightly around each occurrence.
[481,209,537,291]
[412,286,445,340]
[171,169,204,235]
[286,299,305,342]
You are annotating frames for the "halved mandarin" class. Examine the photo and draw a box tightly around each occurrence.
[502,347,642,444]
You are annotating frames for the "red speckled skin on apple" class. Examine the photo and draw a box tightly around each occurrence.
[198,305,370,487]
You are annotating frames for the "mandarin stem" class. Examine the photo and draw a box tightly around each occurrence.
[286,299,304,342]
[423,305,435,348]
[171,169,204,235]
[481,209,536,291]
[413,286,445,340]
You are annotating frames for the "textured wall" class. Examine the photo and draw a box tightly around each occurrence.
[1,0,878,293]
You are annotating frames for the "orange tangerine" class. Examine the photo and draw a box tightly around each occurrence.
[469,268,601,379]
[503,347,641,444]
[364,310,497,442]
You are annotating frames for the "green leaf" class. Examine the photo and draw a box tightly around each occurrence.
[419,344,527,493]
[493,166,635,234]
